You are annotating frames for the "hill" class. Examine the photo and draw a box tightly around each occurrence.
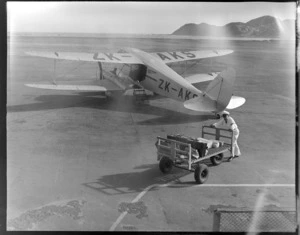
[172,15,295,38]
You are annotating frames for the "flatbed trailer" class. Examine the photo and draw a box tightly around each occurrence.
[156,125,234,184]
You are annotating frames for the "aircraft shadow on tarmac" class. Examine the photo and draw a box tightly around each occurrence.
[7,94,214,125]
[82,160,223,196]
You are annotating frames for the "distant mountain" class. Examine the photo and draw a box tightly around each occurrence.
[172,15,295,38]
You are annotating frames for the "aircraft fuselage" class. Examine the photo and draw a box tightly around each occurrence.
[128,48,203,102]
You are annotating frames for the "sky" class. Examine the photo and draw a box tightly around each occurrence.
[7,2,297,34]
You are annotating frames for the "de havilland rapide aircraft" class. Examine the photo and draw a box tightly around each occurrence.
[25,47,246,115]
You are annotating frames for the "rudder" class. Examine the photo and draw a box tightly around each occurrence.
[204,68,236,112]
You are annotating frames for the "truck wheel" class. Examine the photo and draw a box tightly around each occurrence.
[194,164,209,184]
[159,156,173,173]
[210,153,224,166]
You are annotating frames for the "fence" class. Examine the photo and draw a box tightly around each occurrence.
[213,208,296,232]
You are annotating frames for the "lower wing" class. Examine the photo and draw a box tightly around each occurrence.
[25,66,133,92]
[25,84,107,91]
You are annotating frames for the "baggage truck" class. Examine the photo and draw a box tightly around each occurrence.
[155,126,234,184]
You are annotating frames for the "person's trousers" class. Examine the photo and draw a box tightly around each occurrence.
[232,130,241,156]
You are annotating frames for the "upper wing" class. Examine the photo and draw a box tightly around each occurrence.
[26,51,144,64]
[150,50,233,64]
[26,49,233,65]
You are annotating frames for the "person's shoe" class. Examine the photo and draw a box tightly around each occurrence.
[228,156,233,162]
[234,155,240,158]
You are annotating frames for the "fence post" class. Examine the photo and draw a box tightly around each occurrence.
[213,209,221,231]
[188,144,192,170]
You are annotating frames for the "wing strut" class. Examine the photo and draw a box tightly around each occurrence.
[209,58,214,74]
[98,62,104,80]
[179,60,201,76]
[53,59,57,85]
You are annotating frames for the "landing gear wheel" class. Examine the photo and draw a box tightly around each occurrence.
[210,153,224,166]
[159,156,173,173]
[216,114,221,119]
[194,164,209,184]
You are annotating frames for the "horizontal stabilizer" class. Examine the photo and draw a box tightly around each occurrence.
[184,95,216,112]
[226,96,246,109]
[25,84,107,91]
[185,72,219,85]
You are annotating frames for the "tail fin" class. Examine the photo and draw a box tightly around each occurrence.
[184,68,238,112]
[204,68,236,112]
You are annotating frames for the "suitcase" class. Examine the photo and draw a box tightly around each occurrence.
[167,134,207,158]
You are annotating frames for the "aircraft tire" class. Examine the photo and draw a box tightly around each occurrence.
[194,164,209,184]
[159,156,173,174]
[210,153,224,166]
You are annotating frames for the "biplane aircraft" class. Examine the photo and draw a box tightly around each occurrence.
[25,47,245,115]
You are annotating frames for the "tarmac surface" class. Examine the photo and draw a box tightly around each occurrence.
[7,36,296,231]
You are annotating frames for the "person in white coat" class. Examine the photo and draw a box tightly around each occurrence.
[211,111,241,161]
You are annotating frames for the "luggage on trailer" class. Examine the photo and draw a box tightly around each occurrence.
[167,134,208,158]
[191,141,207,158]
[196,137,224,149]
[167,134,195,143]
